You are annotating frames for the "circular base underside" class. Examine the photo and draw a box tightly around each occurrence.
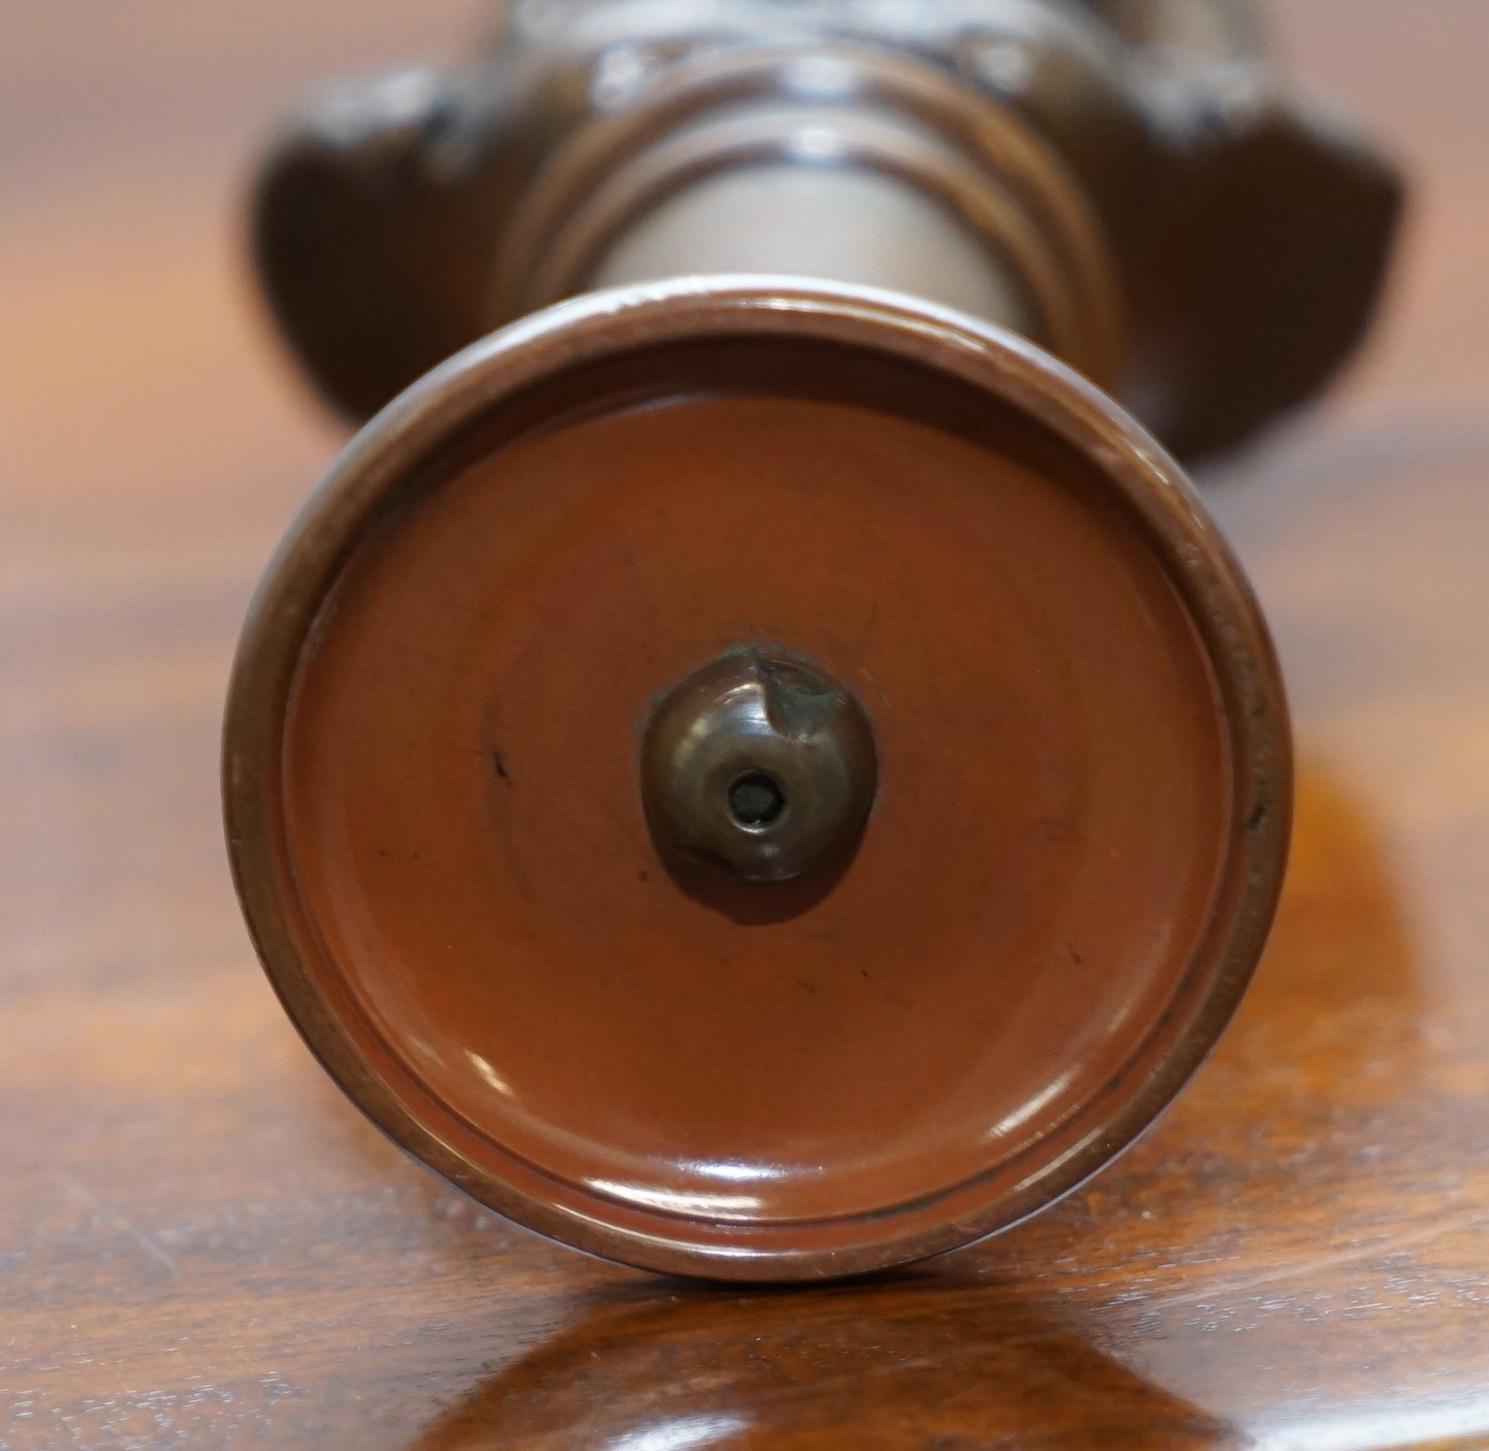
[226,281,1288,1278]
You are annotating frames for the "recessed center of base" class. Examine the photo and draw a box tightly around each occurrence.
[729,771,787,828]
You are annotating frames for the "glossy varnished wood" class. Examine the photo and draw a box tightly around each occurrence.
[3,3,1488,1446]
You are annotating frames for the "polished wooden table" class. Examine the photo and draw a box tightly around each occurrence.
[4,4,1488,1447]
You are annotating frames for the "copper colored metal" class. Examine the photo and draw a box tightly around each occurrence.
[226,282,1289,1279]
[228,1,1397,1279]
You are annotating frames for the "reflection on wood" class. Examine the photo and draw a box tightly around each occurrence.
[413,1288,1240,1449]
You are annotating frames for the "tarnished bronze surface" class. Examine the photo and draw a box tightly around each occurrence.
[641,652,879,886]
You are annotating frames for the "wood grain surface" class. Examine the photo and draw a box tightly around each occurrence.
[3,3,1488,1447]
